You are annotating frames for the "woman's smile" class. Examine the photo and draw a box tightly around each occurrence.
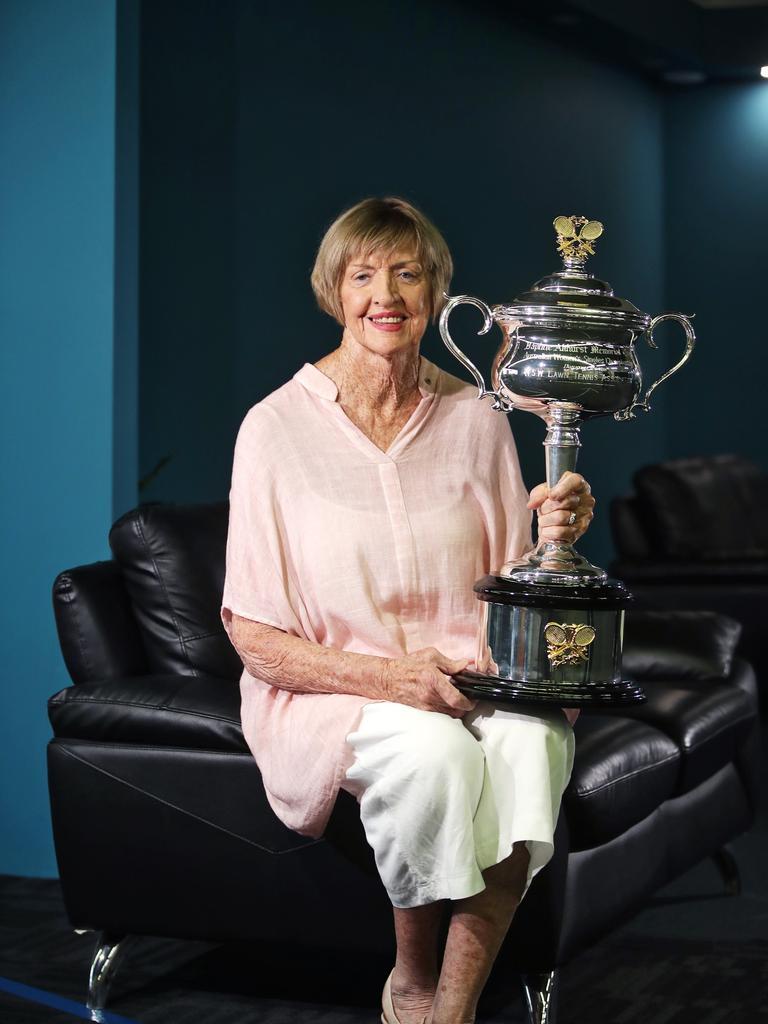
[367,311,409,332]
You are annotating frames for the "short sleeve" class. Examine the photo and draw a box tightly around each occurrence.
[220,408,306,640]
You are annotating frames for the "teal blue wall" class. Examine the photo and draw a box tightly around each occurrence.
[114,0,140,514]
[665,82,768,469]
[0,0,137,877]
[138,0,668,570]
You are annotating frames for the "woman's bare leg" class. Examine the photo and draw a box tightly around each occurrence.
[429,841,531,1024]
[390,900,445,1023]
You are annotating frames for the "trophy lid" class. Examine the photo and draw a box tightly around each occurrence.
[494,216,650,331]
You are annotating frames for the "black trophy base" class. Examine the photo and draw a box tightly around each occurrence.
[462,573,646,708]
[452,669,646,708]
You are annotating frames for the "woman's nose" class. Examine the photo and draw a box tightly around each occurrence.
[372,272,399,307]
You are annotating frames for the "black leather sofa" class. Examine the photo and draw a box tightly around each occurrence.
[611,454,768,704]
[48,502,761,1023]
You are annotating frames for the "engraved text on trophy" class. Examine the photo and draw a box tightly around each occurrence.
[492,323,640,413]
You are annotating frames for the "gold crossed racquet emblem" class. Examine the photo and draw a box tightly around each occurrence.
[553,215,604,262]
[544,622,597,668]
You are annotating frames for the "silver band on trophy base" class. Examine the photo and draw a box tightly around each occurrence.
[441,216,695,707]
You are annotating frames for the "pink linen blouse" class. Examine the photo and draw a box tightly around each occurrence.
[221,357,576,840]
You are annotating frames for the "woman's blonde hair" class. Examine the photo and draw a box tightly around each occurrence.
[311,197,453,325]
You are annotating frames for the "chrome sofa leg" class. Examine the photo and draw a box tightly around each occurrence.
[87,931,129,1011]
[521,970,559,1024]
[712,845,741,896]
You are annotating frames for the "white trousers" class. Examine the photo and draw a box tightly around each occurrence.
[341,700,575,909]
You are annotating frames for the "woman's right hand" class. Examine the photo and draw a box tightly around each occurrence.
[380,647,477,718]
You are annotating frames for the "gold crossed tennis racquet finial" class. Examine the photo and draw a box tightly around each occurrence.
[553,215,604,262]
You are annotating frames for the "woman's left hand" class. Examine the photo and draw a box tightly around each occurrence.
[527,471,595,544]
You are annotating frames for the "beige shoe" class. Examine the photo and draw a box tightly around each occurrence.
[380,970,428,1024]
[381,969,401,1024]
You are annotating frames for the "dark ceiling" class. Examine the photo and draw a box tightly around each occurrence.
[490,0,768,85]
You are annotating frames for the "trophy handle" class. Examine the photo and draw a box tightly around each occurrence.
[616,312,696,420]
[439,294,507,408]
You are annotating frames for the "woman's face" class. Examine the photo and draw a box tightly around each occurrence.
[338,248,431,358]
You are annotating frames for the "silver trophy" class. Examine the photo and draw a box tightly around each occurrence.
[440,216,695,706]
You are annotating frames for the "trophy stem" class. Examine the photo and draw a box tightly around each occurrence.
[562,255,587,274]
[501,404,607,586]
[544,404,582,488]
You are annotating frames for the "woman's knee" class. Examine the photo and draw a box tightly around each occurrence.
[485,841,531,902]
[346,704,487,818]
[375,708,485,803]
[480,707,572,755]
[400,711,485,784]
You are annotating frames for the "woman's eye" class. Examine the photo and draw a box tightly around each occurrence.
[352,273,370,283]
[399,271,417,281]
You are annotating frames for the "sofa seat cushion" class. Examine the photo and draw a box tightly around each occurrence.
[48,676,248,753]
[564,716,679,850]
[623,678,756,794]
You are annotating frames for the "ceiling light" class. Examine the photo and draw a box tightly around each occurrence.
[761,66,768,78]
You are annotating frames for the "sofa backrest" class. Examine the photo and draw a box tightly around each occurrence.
[109,502,242,680]
[630,455,768,560]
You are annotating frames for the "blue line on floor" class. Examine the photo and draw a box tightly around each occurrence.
[0,976,141,1023]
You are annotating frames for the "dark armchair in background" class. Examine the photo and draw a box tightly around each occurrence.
[610,454,768,704]
[48,502,760,1024]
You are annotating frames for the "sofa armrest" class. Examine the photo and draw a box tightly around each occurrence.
[623,610,742,681]
[52,562,150,683]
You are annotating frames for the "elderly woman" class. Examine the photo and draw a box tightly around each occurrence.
[220,197,594,1024]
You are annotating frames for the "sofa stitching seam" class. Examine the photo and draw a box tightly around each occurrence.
[133,516,198,677]
[57,576,94,681]
[683,713,755,753]
[175,630,222,642]
[573,751,680,798]
[50,695,240,726]
[54,744,321,855]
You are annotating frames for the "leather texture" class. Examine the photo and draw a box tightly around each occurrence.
[623,610,741,681]
[565,716,679,849]
[617,580,768,738]
[609,496,653,561]
[46,499,762,975]
[610,455,768,699]
[48,674,248,752]
[624,673,757,794]
[555,762,752,964]
[52,562,149,683]
[108,502,243,680]
[50,741,313,855]
[47,740,394,951]
[632,454,768,560]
